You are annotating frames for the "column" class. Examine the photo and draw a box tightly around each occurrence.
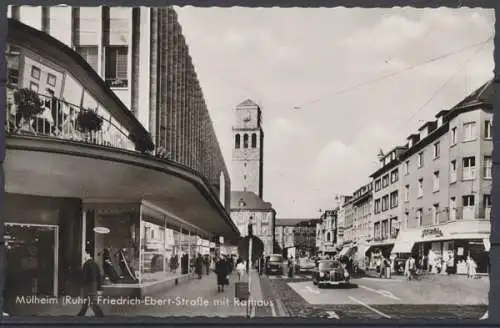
[81,210,87,265]
[138,205,144,284]
[179,225,183,274]
[188,230,192,273]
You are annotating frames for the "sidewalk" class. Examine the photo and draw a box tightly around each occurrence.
[6,270,266,318]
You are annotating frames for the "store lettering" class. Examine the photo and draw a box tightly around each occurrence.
[421,227,443,238]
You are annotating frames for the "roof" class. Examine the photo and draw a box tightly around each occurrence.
[237,99,259,108]
[276,218,319,226]
[453,79,493,109]
[230,191,273,210]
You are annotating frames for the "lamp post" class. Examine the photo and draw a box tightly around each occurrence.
[247,216,253,318]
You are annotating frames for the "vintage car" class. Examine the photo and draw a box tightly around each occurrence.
[312,260,350,287]
[266,254,284,275]
[295,257,316,273]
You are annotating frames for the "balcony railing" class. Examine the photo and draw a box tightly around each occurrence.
[5,86,136,151]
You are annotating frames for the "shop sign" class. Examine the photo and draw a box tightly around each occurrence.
[421,227,443,238]
[93,227,110,234]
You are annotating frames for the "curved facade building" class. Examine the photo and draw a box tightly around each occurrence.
[3,18,239,307]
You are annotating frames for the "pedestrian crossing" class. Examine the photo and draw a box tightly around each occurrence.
[267,274,312,280]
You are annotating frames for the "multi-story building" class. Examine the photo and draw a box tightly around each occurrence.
[230,99,277,255]
[4,17,239,311]
[293,219,321,257]
[394,80,492,274]
[334,195,351,246]
[319,210,338,254]
[367,146,407,260]
[8,6,231,200]
[351,182,374,243]
[275,219,298,257]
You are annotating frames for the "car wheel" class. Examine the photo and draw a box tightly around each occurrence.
[317,283,323,289]
[313,280,318,285]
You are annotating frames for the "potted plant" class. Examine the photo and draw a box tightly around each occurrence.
[76,109,103,143]
[13,88,44,134]
[76,108,103,133]
[129,130,155,154]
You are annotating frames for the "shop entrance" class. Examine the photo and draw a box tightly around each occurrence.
[4,223,59,298]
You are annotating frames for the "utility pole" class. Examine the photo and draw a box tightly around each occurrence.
[247,217,253,318]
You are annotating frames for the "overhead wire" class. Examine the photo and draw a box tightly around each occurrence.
[292,36,492,110]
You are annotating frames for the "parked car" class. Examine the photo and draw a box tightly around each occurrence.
[266,254,284,275]
[312,260,350,288]
[295,257,316,273]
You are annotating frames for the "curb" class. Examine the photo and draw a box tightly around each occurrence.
[259,275,291,317]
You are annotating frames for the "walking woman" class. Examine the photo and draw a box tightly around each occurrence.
[215,255,229,293]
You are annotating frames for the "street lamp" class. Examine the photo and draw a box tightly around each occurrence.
[247,216,254,318]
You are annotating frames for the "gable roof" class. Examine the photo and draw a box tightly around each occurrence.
[453,79,493,109]
[230,191,273,210]
[237,99,259,108]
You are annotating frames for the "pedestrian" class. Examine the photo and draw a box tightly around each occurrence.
[195,253,203,279]
[287,256,294,278]
[77,251,104,317]
[406,255,416,281]
[215,255,228,293]
[469,256,477,279]
[259,256,265,276]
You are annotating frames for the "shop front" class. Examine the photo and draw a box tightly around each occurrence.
[365,242,394,269]
[414,220,490,274]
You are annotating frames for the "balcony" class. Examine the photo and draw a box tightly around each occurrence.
[5,86,137,152]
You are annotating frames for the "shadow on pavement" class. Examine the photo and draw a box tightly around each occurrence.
[318,283,358,290]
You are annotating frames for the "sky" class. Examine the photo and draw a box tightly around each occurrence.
[174,7,495,219]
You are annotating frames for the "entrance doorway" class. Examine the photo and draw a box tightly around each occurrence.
[4,223,59,297]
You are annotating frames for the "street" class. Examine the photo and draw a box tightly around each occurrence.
[261,270,488,320]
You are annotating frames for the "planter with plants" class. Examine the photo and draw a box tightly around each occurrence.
[13,88,44,134]
[129,130,155,154]
[76,109,103,143]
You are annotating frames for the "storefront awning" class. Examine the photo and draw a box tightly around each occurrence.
[339,246,351,257]
[365,243,394,255]
[391,229,421,254]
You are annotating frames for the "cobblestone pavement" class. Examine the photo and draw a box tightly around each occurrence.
[260,273,488,320]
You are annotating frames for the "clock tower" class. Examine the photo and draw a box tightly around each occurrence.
[231,99,264,198]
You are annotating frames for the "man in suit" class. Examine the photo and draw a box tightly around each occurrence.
[77,251,104,317]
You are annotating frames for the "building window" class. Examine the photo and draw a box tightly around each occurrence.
[404,185,409,202]
[403,160,409,175]
[382,175,389,188]
[417,178,423,198]
[6,45,21,86]
[390,169,398,183]
[433,142,440,159]
[451,127,457,145]
[375,180,381,192]
[31,66,41,80]
[417,152,424,168]
[485,120,492,139]
[390,191,398,208]
[381,195,389,211]
[251,133,257,148]
[432,204,439,225]
[484,195,492,220]
[463,156,476,180]
[463,122,476,142]
[105,46,128,88]
[76,46,99,73]
[404,212,409,229]
[462,195,475,220]
[484,156,492,179]
[235,134,240,148]
[45,73,56,87]
[243,175,247,180]
[29,82,39,92]
[462,195,475,207]
[417,208,423,227]
[243,134,249,148]
[374,199,381,214]
[433,171,440,192]
[450,160,457,183]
